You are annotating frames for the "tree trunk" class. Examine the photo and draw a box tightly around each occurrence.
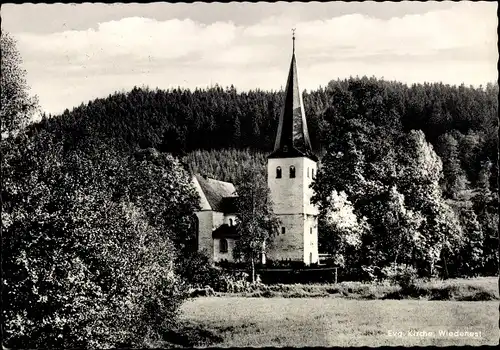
[251,257,255,283]
[393,212,403,266]
[443,251,449,280]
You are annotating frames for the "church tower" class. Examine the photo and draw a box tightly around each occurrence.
[266,31,319,265]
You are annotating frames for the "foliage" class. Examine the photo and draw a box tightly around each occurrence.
[1,31,38,136]
[233,169,281,282]
[381,264,418,289]
[6,68,496,303]
[182,148,266,186]
[312,97,465,278]
[2,130,198,348]
[31,79,497,192]
[176,251,227,291]
[318,190,369,267]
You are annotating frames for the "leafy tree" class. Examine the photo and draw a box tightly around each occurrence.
[318,190,369,267]
[233,169,280,283]
[1,31,38,137]
[451,208,485,277]
[436,132,470,198]
[2,131,198,348]
[16,68,498,279]
[313,112,463,277]
[471,161,499,276]
[394,130,464,276]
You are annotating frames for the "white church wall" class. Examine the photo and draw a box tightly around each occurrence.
[302,157,319,216]
[303,214,319,264]
[267,156,319,265]
[213,238,237,262]
[212,211,225,229]
[196,210,214,261]
[267,157,305,215]
[266,214,304,262]
[223,214,237,227]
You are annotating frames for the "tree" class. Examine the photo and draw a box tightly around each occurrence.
[2,131,198,348]
[233,169,280,283]
[472,161,499,276]
[318,190,369,268]
[131,147,200,253]
[396,130,464,276]
[435,133,470,198]
[313,111,464,278]
[1,31,38,137]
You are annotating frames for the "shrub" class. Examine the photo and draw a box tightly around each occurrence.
[178,255,262,294]
[176,252,226,291]
[359,265,381,282]
[457,290,498,301]
[2,133,198,348]
[188,286,215,298]
[381,264,418,289]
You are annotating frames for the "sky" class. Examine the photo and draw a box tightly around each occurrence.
[1,2,498,116]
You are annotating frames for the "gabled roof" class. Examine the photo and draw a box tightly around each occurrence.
[194,174,237,213]
[268,45,317,162]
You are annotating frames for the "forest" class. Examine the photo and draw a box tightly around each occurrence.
[35,78,498,188]
[30,78,499,279]
[2,28,498,347]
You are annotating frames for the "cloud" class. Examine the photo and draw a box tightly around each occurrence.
[8,1,498,115]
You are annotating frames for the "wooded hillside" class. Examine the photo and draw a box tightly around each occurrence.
[28,77,497,279]
[33,77,498,192]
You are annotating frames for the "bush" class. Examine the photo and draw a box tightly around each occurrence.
[188,286,215,297]
[178,254,262,293]
[381,264,418,289]
[2,133,198,348]
[359,265,382,282]
[457,290,498,301]
[176,252,226,291]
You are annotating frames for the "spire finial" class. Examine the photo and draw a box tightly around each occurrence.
[292,28,296,54]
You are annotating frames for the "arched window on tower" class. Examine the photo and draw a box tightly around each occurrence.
[219,238,228,253]
[289,165,296,178]
[276,166,282,178]
[307,167,310,178]
[312,168,315,179]
[229,218,233,226]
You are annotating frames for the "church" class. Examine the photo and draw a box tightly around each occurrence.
[192,34,319,265]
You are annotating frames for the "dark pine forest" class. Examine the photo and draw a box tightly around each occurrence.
[33,77,498,191]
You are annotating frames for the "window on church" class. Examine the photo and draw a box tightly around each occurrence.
[310,227,313,234]
[276,166,282,178]
[281,227,286,235]
[312,168,315,179]
[219,238,228,253]
[290,165,296,178]
[229,218,233,226]
[307,167,309,178]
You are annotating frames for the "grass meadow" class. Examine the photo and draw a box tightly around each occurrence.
[180,297,498,347]
[179,277,499,347]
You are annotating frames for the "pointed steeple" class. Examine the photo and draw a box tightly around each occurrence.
[269,30,317,161]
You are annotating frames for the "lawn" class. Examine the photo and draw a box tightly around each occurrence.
[179,297,499,347]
